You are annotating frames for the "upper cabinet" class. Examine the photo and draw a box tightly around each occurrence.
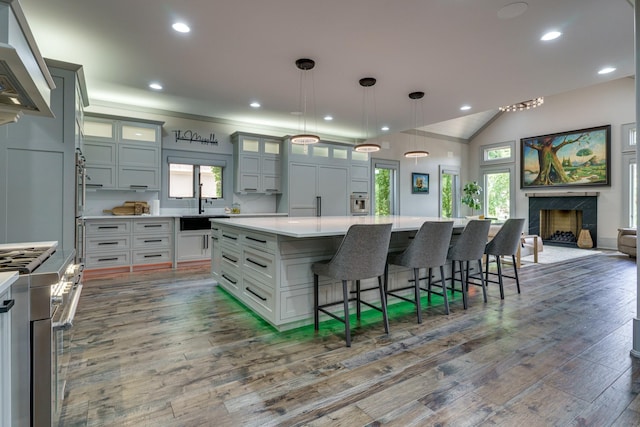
[83,115,163,191]
[231,132,283,194]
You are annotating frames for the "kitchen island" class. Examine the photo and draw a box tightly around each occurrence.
[210,216,467,330]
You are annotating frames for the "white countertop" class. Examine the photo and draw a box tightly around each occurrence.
[209,215,469,238]
[0,271,19,295]
[82,213,286,220]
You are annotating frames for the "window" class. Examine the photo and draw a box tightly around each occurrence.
[482,167,513,220]
[622,123,637,228]
[439,166,460,218]
[622,123,636,152]
[373,159,399,215]
[481,141,515,165]
[169,163,223,199]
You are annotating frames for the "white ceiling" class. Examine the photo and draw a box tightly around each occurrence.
[18,0,635,142]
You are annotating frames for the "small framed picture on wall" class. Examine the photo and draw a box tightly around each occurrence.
[412,173,429,194]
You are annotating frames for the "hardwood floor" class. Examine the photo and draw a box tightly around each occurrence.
[59,251,640,426]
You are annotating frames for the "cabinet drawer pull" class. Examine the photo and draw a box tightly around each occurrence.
[243,188,258,191]
[144,224,162,228]
[246,258,267,269]
[144,239,162,243]
[245,287,267,301]
[98,226,119,229]
[98,257,119,262]
[222,274,237,284]
[264,189,278,192]
[130,185,148,189]
[86,184,103,188]
[222,234,237,240]
[0,299,15,313]
[222,255,237,263]
[98,241,118,245]
[144,254,163,258]
[245,236,267,244]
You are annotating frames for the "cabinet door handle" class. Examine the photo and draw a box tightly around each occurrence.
[86,183,103,188]
[0,299,15,313]
[130,185,149,189]
[98,257,119,262]
[222,234,237,240]
[98,241,118,245]
[243,188,258,191]
[222,274,237,285]
[245,287,267,301]
[144,239,162,243]
[222,255,237,263]
[245,236,267,244]
[264,189,278,192]
[144,254,163,258]
[144,224,162,228]
[98,226,119,229]
[246,258,267,269]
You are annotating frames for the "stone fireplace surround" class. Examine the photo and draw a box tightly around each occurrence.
[527,192,598,248]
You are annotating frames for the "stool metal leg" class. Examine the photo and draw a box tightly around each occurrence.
[356,279,361,320]
[413,267,423,324]
[342,280,351,347]
[439,265,450,314]
[314,273,319,330]
[511,254,521,293]
[378,275,390,334]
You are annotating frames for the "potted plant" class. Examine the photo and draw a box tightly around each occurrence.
[461,181,482,216]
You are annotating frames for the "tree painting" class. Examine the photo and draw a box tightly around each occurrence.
[521,125,610,188]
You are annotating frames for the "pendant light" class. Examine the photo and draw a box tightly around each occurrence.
[354,77,381,153]
[404,91,430,159]
[291,58,320,145]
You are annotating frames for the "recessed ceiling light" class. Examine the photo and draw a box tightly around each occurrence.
[381,126,390,131]
[250,101,261,108]
[172,22,190,33]
[460,105,472,111]
[323,115,333,121]
[598,66,616,75]
[541,31,562,41]
[149,82,163,90]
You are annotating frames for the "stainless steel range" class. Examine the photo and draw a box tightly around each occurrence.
[0,241,82,427]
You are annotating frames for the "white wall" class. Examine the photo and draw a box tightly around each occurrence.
[468,77,635,249]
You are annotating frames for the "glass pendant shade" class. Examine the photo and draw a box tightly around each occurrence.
[354,77,381,153]
[291,58,320,145]
[404,91,429,159]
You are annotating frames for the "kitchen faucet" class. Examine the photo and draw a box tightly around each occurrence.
[198,183,205,214]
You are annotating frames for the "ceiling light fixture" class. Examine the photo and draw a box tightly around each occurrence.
[354,77,381,153]
[323,115,333,121]
[404,91,429,159]
[172,22,191,33]
[460,105,472,111]
[598,66,616,75]
[541,31,562,41]
[250,101,261,108]
[149,82,163,90]
[290,58,320,145]
[499,97,544,112]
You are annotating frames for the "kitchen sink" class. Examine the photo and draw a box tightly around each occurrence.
[179,215,229,231]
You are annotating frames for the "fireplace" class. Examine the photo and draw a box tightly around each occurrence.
[527,192,598,248]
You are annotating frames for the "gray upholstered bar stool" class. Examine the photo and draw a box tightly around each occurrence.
[447,219,492,309]
[385,221,454,322]
[312,223,393,347]
[484,218,525,299]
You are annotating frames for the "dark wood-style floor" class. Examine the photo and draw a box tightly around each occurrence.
[59,252,640,427]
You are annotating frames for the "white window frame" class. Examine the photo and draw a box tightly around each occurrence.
[480,165,515,219]
[622,123,637,228]
[622,123,636,153]
[480,140,515,166]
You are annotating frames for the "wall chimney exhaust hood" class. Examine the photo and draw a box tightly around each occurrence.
[0,0,55,125]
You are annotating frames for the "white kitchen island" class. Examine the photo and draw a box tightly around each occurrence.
[210,216,468,331]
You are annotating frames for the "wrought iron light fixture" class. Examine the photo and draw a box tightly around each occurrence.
[290,58,320,145]
[354,77,381,153]
[499,97,544,112]
[404,91,429,159]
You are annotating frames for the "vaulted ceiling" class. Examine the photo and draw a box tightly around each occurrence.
[19,0,635,141]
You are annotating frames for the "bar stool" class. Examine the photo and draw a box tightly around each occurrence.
[386,221,454,322]
[447,219,492,309]
[312,223,393,347]
[484,218,525,299]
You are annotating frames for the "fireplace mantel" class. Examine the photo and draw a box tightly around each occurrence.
[525,192,599,197]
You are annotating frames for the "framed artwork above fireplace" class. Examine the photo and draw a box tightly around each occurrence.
[521,125,611,189]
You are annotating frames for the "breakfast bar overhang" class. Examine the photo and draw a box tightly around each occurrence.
[210,216,468,331]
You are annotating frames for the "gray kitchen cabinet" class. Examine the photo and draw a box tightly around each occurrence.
[0,61,88,250]
[231,132,282,194]
[85,218,173,271]
[84,115,162,191]
[176,230,211,262]
[288,163,349,216]
[0,283,11,427]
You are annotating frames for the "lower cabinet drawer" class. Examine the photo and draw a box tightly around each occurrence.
[86,235,130,251]
[242,274,274,319]
[86,251,130,268]
[132,235,171,249]
[86,220,130,235]
[132,249,172,265]
[242,247,275,286]
[133,219,172,234]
